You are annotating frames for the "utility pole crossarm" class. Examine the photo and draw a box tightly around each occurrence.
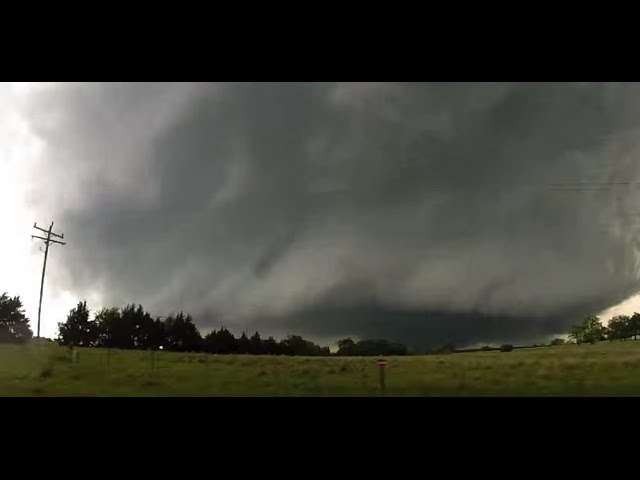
[33,224,64,239]
[31,235,66,245]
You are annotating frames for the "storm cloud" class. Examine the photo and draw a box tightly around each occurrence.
[22,82,640,347]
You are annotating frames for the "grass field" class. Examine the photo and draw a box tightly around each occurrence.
[3,340,640,396]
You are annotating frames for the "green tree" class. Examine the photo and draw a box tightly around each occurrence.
[249,331,263,355]
[0,293,32,344]
[146,318,166,350]
[630,312,640,340]
[164,313,202,352]
[581,315,606,344]
[568,324,584,344]
[203,329,227,354]
[263,336,278,355]
[121,304,149,349]
[336,338,356,356]
[203,327,238,354]
[93,307,129,348]
[58,300,97,347]
[607,315,631,341]
[237,332,251,354]
[219,327,239,353]
[280,335,321,356]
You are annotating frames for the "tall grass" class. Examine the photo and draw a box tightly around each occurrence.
[2,341,640,396]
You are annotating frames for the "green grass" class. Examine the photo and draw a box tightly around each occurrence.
[3,340,640,396]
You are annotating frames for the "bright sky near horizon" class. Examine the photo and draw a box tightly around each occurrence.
[0,83,90,338]
[2,82,640,341]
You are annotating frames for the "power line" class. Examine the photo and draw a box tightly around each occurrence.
[31,221,66,338]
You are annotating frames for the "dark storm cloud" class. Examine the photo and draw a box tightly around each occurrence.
[23,82,640,346]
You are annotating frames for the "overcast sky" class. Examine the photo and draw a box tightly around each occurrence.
[3,82,640,347]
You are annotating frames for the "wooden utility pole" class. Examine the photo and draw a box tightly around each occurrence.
[31,221,66,338]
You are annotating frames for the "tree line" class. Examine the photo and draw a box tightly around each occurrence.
[56,300,335,355]
[57,300,412,356]
[0,293,32,344]
[0,293,410,356]
[8,290,639,354]
[566,314,640,345]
